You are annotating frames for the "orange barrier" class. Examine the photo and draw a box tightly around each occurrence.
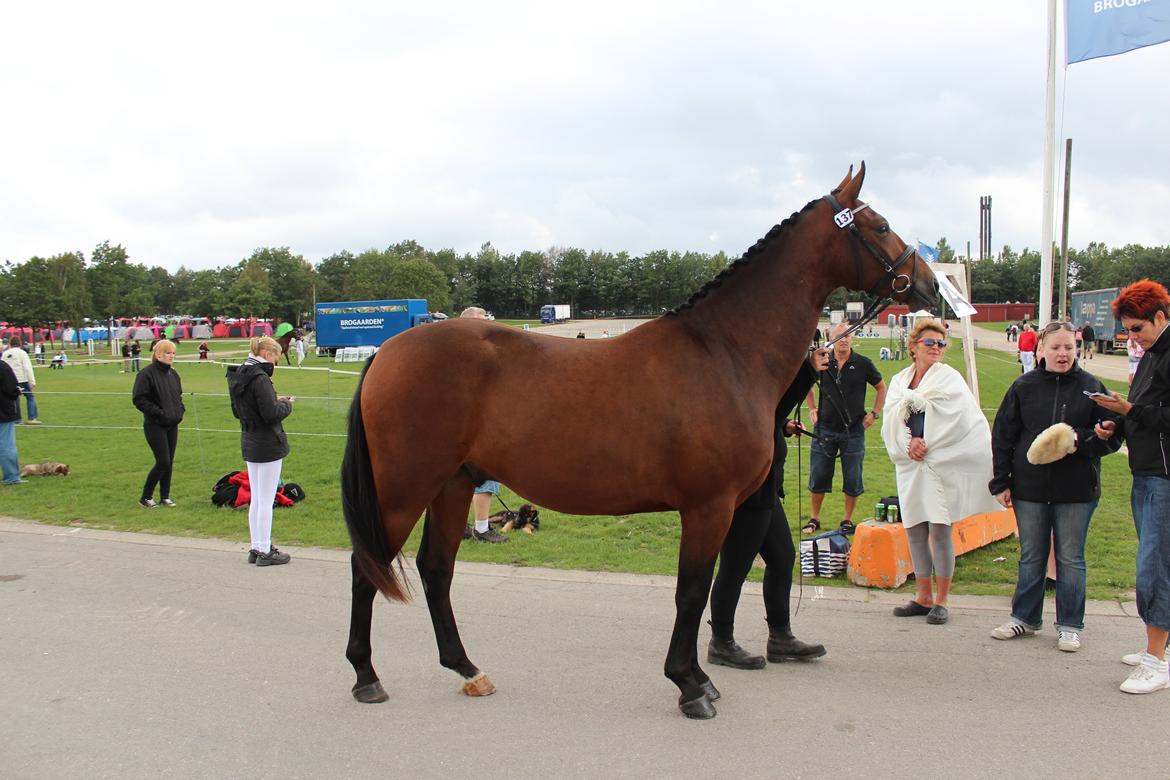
[846,509,1017,589]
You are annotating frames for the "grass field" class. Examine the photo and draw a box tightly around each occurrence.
[2,330,1140,599]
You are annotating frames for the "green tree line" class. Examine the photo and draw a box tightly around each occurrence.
[2,237,1168,328]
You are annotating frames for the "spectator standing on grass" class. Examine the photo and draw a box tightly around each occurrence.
[121,340,131,372]
[0,358,23,485]
[881,318,999,625]
[295,335,306,366]
[1018,323,1038,373]
[132,340,184,509]
[1091,280,1170,694]
[988,321,1120,653]
[34,342,43,365]
[458,306,509,543]
[130,340,142,372]
[227,336,295,566]
[2,336,40,425]
[801,321,886,535]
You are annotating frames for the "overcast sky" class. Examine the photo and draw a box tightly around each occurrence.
[3,1,1168,272]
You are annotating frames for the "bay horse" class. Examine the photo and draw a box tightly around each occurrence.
[274,323,302,365]
[340,164,939,719]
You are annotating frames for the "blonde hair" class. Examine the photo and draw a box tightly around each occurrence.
[251,336,281,357]
[152,339,176,360]
[908,318,947,359]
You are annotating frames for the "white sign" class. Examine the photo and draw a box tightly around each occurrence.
[936,274,977,319]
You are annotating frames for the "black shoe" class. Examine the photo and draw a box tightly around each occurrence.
[707,635,766,669]
[247,549,259,564]
[926,605,949,625]
[472,526,509,543]
[463,524,474,540]
[255,547,290,566]
[139,498,158,509]
[893,600,933,617]
[839,519,856,535]
[767,626,826,662]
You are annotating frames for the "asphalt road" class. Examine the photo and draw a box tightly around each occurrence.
[1,518,1165,779]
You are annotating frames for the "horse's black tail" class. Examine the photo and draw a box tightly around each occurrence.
[341,355,412,602]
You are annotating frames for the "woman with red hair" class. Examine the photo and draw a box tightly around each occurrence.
[1094,279,1170,694]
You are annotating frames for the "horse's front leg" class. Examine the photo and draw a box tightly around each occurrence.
[665,503,733,720]
[346,553,389,703]
[417,477,495,696]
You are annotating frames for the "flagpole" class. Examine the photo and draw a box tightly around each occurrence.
[1038,0,1058,327]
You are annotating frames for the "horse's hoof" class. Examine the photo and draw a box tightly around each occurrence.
[699,680,720,702]
[461,672,496,697]
[351,681,389,704]
[678,693,716,720]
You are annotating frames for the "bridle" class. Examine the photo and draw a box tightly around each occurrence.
[821,191,925,348]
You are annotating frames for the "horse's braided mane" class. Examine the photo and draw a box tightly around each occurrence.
[666,198,820,316]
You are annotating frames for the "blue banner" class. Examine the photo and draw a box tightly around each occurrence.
[1066,0,1170,64]
[917,242,939,263]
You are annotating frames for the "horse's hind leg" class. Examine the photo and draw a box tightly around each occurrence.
[665,505,731,720]
[346,553,389,703]
[417,474,495,696]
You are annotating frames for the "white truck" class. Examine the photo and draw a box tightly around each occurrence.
[540,304,572,323]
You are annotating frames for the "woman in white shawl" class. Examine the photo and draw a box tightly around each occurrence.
[881,319,999,625]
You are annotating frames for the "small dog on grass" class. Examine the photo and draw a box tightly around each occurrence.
[20,462,71,477]
[488,503,541,534]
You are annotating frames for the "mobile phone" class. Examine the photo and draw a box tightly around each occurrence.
[1083,390,1108,399]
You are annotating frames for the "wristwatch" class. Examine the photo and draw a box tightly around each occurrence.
[870,409,879,419]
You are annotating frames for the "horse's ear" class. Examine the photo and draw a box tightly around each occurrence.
[839,161,866,203]
[832,165,854,195]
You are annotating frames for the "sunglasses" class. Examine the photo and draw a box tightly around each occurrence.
[1042,322,1074,333]
[919,338,947,347]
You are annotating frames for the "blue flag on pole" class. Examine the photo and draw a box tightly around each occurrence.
[1066,0,1170,65]
[917,242,939,263]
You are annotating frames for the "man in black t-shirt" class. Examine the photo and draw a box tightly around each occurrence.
[803,322,886,533]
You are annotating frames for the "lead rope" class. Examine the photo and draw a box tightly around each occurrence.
[793,402,805,616]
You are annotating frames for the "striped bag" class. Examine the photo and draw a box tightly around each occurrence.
[799,530,851,578]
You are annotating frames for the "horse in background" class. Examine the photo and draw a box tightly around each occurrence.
[273,322,303,366]
[341,164,939,719]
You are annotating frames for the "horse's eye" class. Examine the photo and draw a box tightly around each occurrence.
[877,224,890,235]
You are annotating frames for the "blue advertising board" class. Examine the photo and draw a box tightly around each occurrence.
[314,299,430,349]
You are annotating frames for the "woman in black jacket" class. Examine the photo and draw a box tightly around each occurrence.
[706,347,829,672]
[988,321,1119,652]
[1093,280,1170,694]
[132,340,184,508]
[227,336,295,566]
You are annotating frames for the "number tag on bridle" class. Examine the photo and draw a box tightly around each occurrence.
[833,208,854,228]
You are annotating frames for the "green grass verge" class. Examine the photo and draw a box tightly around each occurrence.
[3,333,1139,599]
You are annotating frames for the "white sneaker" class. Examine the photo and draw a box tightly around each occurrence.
[1121,651,1144,667]
[1120,657,1170,695]
[991,621,1035,640]
[1057,631,1081,652]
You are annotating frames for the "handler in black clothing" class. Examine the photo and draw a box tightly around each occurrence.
[707,346,830,669]
[1081,322,1095,360]
[132,339,184,508]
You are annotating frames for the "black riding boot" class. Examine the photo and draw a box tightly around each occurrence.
[706,620,766,670]
[766,624,826,663]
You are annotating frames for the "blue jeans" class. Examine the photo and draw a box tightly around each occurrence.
[1010,498,1097,632]
[807,425,865,496]
[0,421,19,483]
[1131,476,1170,631]
[17,382,37,421]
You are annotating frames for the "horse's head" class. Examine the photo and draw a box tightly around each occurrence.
[825,163,939,312]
